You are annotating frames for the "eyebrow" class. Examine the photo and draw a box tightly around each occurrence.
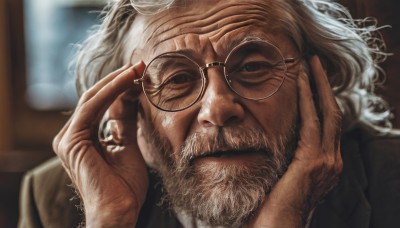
[148,56,199,80]
[224,36,262,53]
[159,49,203,65]
[157,35,268,62]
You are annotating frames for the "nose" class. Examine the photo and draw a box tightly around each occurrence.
[197,68,245,127]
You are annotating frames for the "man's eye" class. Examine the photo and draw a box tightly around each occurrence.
[165,73,196,85]
[239,61,272,73]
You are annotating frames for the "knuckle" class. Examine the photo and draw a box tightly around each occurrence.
[323,154,343,177]
[324,157,334,168]
[308,156,325,173]
[326,154,339,168]
[57,137,90,164]
[56,138,71,158]
[335,157,344,174]
[52,135,60,154]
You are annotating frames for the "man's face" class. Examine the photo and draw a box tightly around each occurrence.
[128,0,302,226]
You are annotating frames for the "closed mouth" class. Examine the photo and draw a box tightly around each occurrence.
[194,148,266,161]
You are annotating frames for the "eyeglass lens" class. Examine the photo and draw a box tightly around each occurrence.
[142,41,287,111]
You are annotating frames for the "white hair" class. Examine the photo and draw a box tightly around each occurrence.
[73,0,392,132]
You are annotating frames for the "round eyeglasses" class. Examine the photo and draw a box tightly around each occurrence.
[134,39,298,112]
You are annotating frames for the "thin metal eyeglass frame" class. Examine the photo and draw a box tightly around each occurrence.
[133,40,299,112]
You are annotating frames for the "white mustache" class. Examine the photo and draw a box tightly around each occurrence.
[177,126,278,165]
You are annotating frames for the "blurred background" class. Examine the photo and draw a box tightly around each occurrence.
[0,0,109,226]
[0,0,399,227]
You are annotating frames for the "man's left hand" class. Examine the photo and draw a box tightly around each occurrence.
[248,55,343,228]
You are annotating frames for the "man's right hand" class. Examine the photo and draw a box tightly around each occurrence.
[52,62,148,227]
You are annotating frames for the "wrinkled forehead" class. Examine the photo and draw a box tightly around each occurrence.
[128,0,294,62]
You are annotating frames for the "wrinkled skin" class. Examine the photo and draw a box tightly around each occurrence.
[52,0,343,227]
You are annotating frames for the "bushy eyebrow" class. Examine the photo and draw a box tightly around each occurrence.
[155,35,267,63]
[222,35,264,53]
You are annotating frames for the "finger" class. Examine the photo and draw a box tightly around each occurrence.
[53,117,73,153]
[108,87,141,120]
[308,56,338,110]
[105,90,141,144]
[99,118,137,147]
[297,70,321,150]
[71,61,146,131]
[72,63,135,132]
[78,63,132,104]
[309,56,342,152]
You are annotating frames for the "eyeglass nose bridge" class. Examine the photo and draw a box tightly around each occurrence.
[200,61,227,83]
[200,61,226,71]
[199,61,230,87]
[198,61,241,102]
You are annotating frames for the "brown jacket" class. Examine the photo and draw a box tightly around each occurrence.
[18,129,400,228]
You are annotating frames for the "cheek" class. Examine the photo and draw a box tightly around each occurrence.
[156,112,194,155]
[140,92,195,155]
[251,82,298,135]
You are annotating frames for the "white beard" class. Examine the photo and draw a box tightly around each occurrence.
[141,119,297,227]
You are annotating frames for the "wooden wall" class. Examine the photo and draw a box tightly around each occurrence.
[0,0,12,151]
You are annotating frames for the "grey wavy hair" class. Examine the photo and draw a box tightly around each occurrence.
[73,0,392,132]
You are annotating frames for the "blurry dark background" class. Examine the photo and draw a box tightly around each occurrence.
[0,0,107,227]
[0,0,399,227]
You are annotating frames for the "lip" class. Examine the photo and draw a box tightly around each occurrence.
[191,149,267,165]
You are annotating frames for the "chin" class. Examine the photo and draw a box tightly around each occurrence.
[161,150,288,227]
